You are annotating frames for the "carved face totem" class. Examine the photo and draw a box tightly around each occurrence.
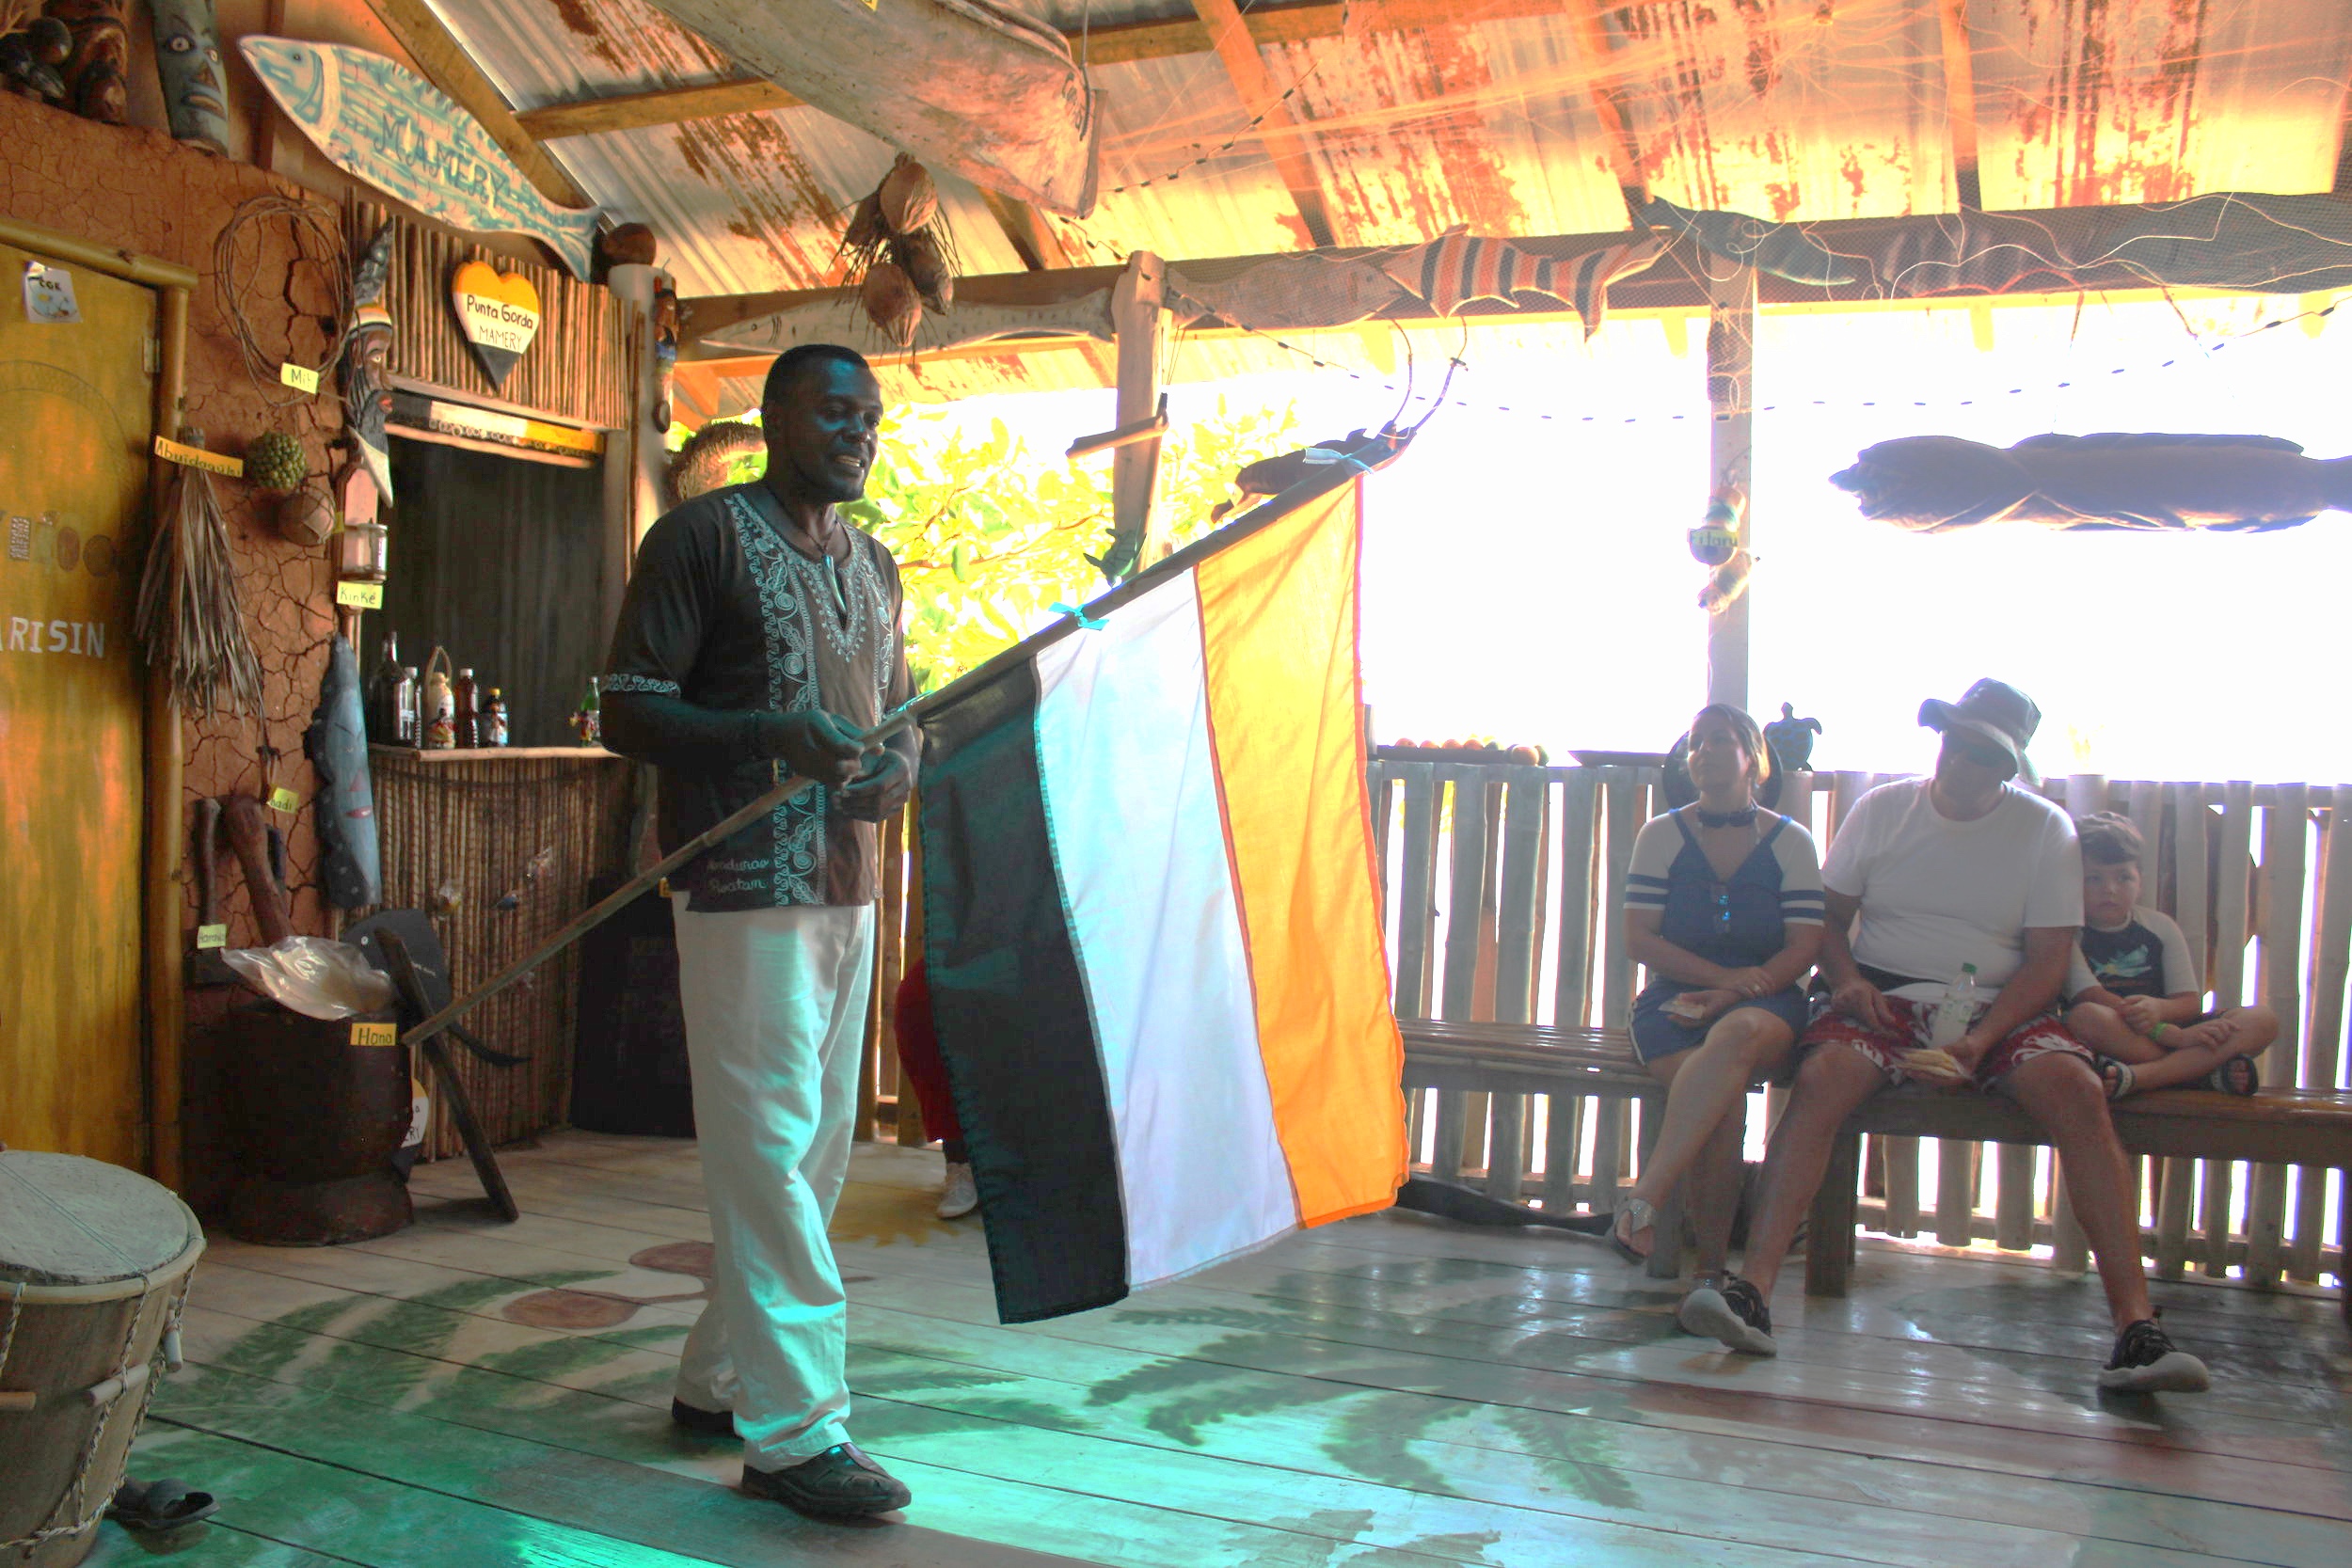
[150,0,230,152]
[41,0,130,124]
[343,228,398,503]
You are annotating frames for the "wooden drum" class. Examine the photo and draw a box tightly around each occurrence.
[0,1150,204,1567]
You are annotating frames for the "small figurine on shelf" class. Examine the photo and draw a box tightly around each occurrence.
[483,687,510,748]
[421,647,455,751]
[571,675,601,746]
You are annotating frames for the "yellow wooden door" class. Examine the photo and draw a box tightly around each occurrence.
[0,242,157,1164]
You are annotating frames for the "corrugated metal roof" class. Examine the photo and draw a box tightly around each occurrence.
[421,0,2349,388]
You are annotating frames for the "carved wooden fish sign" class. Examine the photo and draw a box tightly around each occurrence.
[240,38,599,278]
[1834,434,2352,533]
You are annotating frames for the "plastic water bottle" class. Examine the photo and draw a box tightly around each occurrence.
[1928,963,1982,1049]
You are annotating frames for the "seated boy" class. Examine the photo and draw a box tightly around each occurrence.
[2063,813,2277,1097]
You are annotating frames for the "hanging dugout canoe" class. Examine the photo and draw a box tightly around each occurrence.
[643,0,1100,216]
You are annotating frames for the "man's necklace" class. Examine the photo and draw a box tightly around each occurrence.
[1692,804,1758,830]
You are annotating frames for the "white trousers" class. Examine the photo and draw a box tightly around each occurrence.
[670,898,874,1468]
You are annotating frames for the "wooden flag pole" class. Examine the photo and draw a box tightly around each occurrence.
[400,706,918,1050]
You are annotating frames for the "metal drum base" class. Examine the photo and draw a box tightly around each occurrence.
[228,1174,412,1246]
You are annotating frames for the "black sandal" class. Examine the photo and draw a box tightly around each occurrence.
[2095,1055,2137,1100]
[108,1479,219,1532]
[2202,1055,2259,1096]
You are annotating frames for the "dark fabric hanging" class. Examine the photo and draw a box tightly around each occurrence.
[383,437,611,747]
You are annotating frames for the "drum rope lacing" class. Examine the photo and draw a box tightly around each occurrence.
[1,1271,188,1560]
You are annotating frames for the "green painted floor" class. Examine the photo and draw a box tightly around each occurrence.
[86,1132,2352,1567]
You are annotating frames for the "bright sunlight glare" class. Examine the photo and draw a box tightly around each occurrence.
[911,290,2352,785]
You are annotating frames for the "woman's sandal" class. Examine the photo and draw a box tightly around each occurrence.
[2095,1055,2137,1101]
[1610,1195,1660,1263]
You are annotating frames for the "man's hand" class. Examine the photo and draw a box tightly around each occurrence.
[1832,974,1898,1032]
[1724,966,1774,1001]
[1947,1028,1994,1077]
[763,711,866,785]
[835,747,913,822]
[1665,988,1741,1025]
[2119,994,2165,1034]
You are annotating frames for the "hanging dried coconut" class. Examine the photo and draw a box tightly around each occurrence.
[878,154,938,236]
[861,260,922,346]
[893,230,953,312]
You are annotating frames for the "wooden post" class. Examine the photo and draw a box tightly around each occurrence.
[1108,252,1167,578]
[1704,264,1756,709]
[2204,781,2255,1275]
[2248,785,2308,1282]
[2295,791,2352,1278]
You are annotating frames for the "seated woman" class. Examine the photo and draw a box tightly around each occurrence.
[1615,705,1824,1342]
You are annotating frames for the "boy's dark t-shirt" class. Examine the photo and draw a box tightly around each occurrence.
[2070,907,2198,1002]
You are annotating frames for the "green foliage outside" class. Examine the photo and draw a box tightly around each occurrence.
[671,401,1299,691]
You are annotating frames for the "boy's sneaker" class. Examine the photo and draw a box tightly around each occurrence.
[1678,1275,1777,1356]
[2099,1318,2210,1393]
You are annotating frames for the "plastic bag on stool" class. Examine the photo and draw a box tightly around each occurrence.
[222,936,399,1020]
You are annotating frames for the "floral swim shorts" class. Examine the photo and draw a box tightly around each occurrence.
[1802,994,2093,1090]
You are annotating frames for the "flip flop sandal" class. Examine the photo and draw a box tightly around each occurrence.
[2095,1055,2137,1100]
[1609,1196,1659,1263]
[109,1478,219,1532]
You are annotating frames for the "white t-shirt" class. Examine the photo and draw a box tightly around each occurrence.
[1822,777,2083,1000]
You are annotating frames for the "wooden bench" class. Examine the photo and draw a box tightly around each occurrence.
[1401,1018,2352,1324]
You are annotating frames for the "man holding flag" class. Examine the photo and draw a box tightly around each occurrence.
[601,343,919,1519]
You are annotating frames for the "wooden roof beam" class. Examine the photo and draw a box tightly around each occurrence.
[1937,0,1985,210]
[1561,0,1648,222]
[1188,0,1339,248]
[516,78,801,141]
[360,0,590,208]
[510,0,1566,149]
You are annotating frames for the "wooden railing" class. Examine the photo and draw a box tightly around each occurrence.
[1369,760,2349,1289]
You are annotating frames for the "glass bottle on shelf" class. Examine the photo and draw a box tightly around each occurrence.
[366,628,400,743]
[484,688,510,748]
[453,668,479,750]
[571,675,601,745]
[396,665,421,745]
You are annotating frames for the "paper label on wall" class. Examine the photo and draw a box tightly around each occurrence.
[336,579,385,609]
[449,260,542,388]
[351,1021,399,1048]
[280,362,322,394]
[154,436,244,478]
[196,923,227,950]
[23,262,79,324]
[268,785,301,813]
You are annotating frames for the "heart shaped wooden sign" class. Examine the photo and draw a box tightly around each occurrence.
[449,260,541,388]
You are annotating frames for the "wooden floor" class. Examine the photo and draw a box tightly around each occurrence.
[97,1131,2352,1568]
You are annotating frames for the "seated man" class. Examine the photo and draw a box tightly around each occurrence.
[1688,679,2211,1394]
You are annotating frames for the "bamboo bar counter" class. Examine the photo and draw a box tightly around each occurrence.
[369,746,637,1159]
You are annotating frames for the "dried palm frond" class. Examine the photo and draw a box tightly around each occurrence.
[135,438,265,718]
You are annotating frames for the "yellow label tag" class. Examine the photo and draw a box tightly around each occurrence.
[195,923,227,950]
[351,1021,399,1049]
[279,361,321,394]
[154,436,243,478]
[268,785,300,813]
[336,579,385,609]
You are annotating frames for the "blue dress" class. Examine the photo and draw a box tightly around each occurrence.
[1628,810,1815,1064]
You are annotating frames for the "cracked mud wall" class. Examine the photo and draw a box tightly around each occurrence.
[3,92,346,1204]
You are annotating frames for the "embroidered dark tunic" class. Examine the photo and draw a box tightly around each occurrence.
[602,483,914,911]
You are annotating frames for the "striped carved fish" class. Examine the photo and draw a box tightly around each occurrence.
[240,38,599,279]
